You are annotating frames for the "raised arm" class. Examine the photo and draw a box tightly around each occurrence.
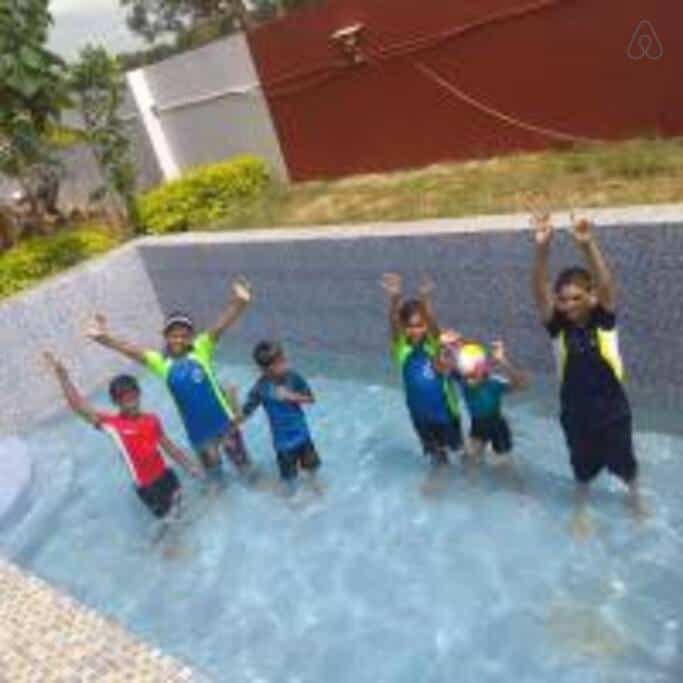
[85,314,147,364]
[380,272,404,341]
[159,433,203,478]
[44,352,100,426]
[530,208,555,323]
[418,274,440,337]
[570,215,616,312]
[490,341,528,392]
[208,276,253,343]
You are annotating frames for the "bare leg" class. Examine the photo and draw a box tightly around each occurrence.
[490,451,526,496]
[421,450,450,497]
[304,470,325,496]
[571,482,594,538]
[200,443,225,496]
[465,438,485,464]
[626,478,649,522]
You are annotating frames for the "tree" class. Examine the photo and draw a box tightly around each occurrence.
[0,0,70,231]
[69,46,140,232]
[120,0,250,44]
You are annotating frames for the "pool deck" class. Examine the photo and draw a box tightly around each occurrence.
[0,558,201,681]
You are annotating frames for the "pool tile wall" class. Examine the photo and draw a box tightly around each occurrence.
[2,205,682,437]
[139,211,683,414]
[0,244,163,435]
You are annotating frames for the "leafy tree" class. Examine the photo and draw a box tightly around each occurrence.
[69,46,140,232]
[120,0,250,44]
[0,0,70,221]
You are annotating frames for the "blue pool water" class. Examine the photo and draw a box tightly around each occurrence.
[2,349,683,682]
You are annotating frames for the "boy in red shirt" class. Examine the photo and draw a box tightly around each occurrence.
[45,352,202,519]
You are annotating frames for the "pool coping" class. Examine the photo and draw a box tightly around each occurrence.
[135,202,683,246]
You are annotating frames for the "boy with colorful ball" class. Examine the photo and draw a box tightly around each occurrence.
[440,331,528,465]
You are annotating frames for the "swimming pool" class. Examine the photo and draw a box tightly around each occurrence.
[2,347,682,682]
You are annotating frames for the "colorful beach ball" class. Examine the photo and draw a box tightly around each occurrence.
[457,343,489,378]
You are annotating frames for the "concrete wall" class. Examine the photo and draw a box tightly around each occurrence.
[249,0,683,180]
[1,204,682,436]
[131,35,289,181]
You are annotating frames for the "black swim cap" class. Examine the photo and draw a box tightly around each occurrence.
[109,374,140,401]
[163,312,195,334]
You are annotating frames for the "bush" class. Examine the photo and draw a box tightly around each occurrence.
[137,156,271,234]
[0,224,120,299]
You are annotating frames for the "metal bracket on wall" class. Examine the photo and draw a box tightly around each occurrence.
[330,23,366,64]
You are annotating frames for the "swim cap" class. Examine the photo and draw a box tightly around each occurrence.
[457,343,490,379]
[109,374,140,401]
[163,312,194,334]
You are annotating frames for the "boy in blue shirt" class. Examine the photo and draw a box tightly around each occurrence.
[235,341,321,490]
[441,334,527,465]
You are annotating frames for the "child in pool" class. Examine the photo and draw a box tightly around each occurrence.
[233,341,321,492]
[440,334,528,465]
[86,277,253,480]
[380,273,463,466]
[530,205,644,534]
[44,352,202,520]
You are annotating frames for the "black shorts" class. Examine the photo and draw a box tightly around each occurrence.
[277,440,321,481]
[470,414,512,454]
[561,414,638,484]
[136,468,181,518]
[412,417,463,464]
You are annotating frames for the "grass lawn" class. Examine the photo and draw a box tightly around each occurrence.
[215,137,683,229]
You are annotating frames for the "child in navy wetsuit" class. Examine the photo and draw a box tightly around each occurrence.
[86,277,253,480]
[380,273,462,466]
[45,353,202,519]
[235,341,321,491]
[530,205,644,534]
[440,334,527,465]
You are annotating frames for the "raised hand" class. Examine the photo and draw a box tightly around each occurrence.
[530,210,554,247]
[43,350,63,372]
[85,313,108,341]
[232,276,252,304]
[439,328,462,347]
[569,213,594,245]
[418,273,435,298]
[525,194,554,247]
[490,340,506,364]
[380,272,403,298]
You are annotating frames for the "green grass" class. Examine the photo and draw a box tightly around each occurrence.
[211,137,683,229]
[0,224,123,300]
[1,137,681,301]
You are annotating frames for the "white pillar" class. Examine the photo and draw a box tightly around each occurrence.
[127,69,181,181]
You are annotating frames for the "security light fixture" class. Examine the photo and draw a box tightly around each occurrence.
[330,23,366,64]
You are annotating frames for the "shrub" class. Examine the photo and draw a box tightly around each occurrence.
[137,156,270,234]
[0,224,120,299]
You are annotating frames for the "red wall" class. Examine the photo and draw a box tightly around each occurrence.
[247,0,681,181]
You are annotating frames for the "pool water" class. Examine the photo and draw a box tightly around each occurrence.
[2,349,683,682]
